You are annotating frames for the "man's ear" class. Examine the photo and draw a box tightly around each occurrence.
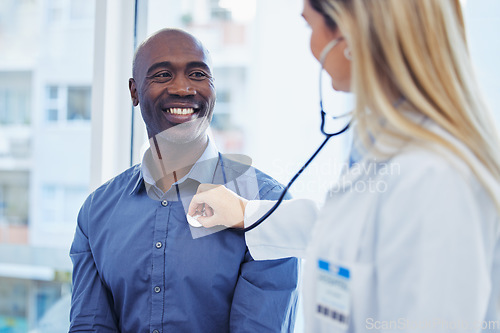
[129,78,139,106]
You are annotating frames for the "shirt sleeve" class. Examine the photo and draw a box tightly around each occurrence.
[69,194,119,332]
[376,162,496,332]
[244,197,319,260]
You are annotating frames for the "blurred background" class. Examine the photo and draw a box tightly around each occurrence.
[0,0,498,331]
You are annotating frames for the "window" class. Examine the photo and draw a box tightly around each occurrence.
[45,85,91,122]
[46,0,64,25]
[0,72,31,126]
[0,171,29,227]
[34,281,64,321]
[40,185,57,224]
[48,86,58,99]
[0,89,29,125]
[69,0,94,21]
[67,87,91,120]
[40,185,88,225]
[210,0,231,21]
[0,0,94,330]
[45,85,61,122]
[0,278,29,331]
[0,278,67,332]
[46,0,95,25]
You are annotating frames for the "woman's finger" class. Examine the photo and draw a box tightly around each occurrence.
[196,215,219,228]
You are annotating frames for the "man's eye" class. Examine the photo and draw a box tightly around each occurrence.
[154,72,172,78]
[190,71,209,80]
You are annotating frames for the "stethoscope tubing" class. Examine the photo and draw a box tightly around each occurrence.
[240,116,350,233]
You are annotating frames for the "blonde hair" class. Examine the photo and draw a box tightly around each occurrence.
[322,0,500,209]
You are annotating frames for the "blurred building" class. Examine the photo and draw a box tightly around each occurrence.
[0,0,94,331]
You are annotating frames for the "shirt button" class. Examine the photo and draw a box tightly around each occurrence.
[153,330,159,333]
[161,200,168,207]
[154,286,161,293]
[155,242,162,249]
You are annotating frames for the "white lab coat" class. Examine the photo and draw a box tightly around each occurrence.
[244,119,500,332]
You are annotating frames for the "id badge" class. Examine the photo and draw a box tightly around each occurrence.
[316,259,351,330]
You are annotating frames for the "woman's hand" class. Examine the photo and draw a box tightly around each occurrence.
[188,184,248,228]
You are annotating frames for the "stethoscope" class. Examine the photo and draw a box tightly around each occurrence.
[241,37,352,232]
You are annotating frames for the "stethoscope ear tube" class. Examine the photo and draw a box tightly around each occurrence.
[239,37,352,233]
[239,119,350,233]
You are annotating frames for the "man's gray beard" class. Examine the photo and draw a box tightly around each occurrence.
[155,117,210,145]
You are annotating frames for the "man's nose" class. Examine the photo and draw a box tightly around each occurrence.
[167,76,196,96]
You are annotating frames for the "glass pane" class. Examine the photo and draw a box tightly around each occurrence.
[0,278,29,332]
[0,90,9,124]
[40,185,58,224]
[0,171,29,228]
[47,109,58,122]
[16,91,30,124]
[35,282,61,321]
[69,0,94,20]
[63,186,88,223]
[48,86,58,99]
[0,0,94,331]
[46,0,64,24]
[0,72,31,125]
[67,86,91,121]
[210,0,231,21]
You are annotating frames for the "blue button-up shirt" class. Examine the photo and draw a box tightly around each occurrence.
[69,141,299,333]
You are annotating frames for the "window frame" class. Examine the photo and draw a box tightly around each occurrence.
[89,0,147,191]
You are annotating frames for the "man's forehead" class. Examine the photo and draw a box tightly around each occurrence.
[134,31,210,72]
[142,31,204,57]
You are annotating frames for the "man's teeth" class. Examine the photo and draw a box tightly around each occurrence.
[168,108,194,115]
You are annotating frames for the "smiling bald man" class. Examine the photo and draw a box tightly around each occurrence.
[69,28,299,333]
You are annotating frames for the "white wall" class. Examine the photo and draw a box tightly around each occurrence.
[464,0,500,125]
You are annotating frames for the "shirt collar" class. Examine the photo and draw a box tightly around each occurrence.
[131,138,220,196]
[184,138,220,184]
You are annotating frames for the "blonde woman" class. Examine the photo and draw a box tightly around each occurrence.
[189,0,500,331]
